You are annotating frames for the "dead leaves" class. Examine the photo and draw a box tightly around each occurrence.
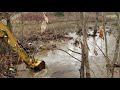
[98,26,104,40]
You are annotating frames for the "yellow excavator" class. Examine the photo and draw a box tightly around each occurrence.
[0,22,45,71]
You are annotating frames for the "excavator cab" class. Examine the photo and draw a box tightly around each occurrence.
[0,22,45,72]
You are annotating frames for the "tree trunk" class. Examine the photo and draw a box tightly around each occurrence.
[93,12,99,36]
[80,42,85,78]
[102,12,110,77]
[81,12,91,78]
[75,12,82,36]
[6,13,12,31]
[110,12,120,78]
[21,13,24,43]
[74,12,85,77]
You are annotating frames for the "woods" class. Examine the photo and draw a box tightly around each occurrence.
[0,12,120,78]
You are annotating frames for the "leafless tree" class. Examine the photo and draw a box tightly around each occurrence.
[110,12,120,78]
[74,12,82,33]
[21,12,24,43]
[102,12,110,77]
[93,12,99,36]
[80,12,90,78]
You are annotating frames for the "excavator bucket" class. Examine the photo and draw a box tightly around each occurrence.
[31,60,46,72]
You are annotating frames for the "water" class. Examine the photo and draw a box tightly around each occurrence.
[16,29,118,78]
[34,30,117,78]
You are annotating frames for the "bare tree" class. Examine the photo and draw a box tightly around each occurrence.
[41,12,49,33]
[74,12,82,33]
[74,12,84,77]
[6,13,12,31]
[21,13,24,43]
[93,12,99,36]
[80,42,85,78]
[110,12,120,78]
[102,12,110,77]
[0,12,13,31]
[80,12,90,78]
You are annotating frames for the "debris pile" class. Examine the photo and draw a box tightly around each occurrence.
[24,30,73,44]
[0,52,22,78]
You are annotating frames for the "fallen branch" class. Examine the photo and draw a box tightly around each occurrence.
[94,40,111,62]
[89,60,107,78]
[38,46,97,77]
[39,46,81,62]
[67,48,82,55]
[58,48,81,62]
[57,48,98,78]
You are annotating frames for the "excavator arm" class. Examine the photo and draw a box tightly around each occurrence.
[0,22,45,71]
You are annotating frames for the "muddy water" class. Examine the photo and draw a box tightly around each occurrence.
[34,31,117,78]
[16,29,118,78]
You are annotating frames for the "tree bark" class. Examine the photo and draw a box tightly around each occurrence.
[93,12,99,36]
[102,12,110,77]
[75,12,82,36]
[80,42,85,78]
[81,12,91,78]
[6,13,12,31]
[21,13,24,43]
[110,12,120,78]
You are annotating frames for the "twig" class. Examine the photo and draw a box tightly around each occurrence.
[113,33,117,40]
[93,39,112,77]
[39,46,81,62]
[38,46,97,77]
[89,60,107,78]
[0,73,7,78]
[0,58,4,63]
[67,48,82,55]
[94,40,111,62]
[57,48,98,78]
[57,48,81,62]
[89,68,98,78]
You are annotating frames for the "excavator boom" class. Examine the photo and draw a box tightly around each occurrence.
[0,22,45,71]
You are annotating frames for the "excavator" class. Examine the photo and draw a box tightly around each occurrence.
[0,22,45,72]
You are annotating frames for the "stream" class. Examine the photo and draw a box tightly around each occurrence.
[16,28,119,78]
